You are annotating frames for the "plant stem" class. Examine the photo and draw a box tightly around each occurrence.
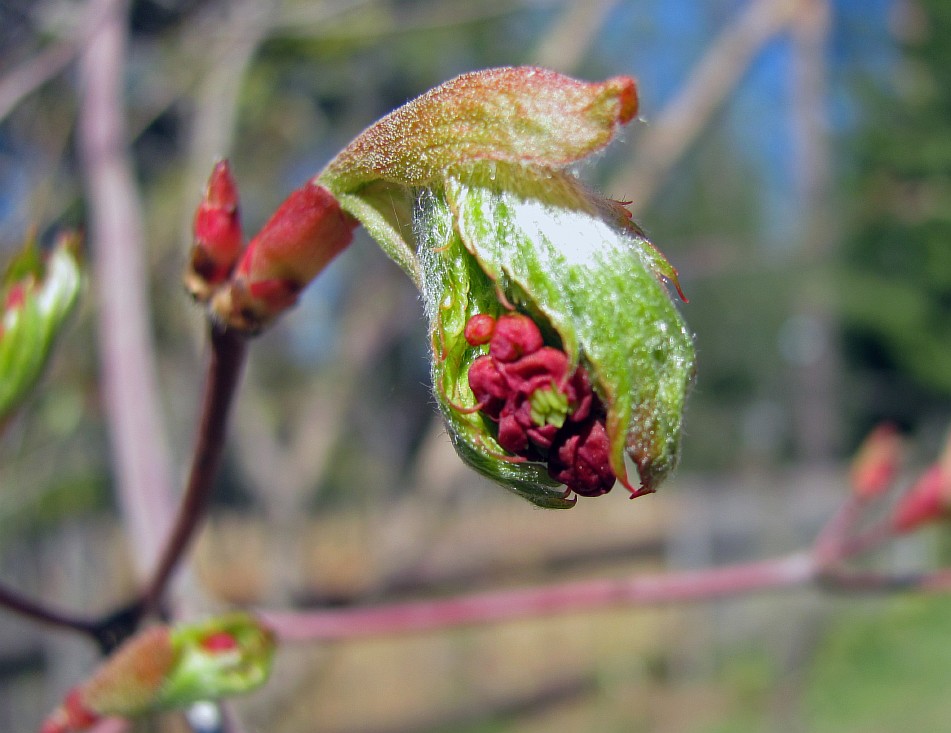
[0,580,100,636]
[261,552,816,641]
[141,325,247,615]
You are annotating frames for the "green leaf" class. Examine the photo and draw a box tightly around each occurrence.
[0,235,82,422]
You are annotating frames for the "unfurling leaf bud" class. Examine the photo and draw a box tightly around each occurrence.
[186,160,243,302]
[39,614,275,732]
[209,182,357,333]
[1,231,82,423]
[319,66,695,507]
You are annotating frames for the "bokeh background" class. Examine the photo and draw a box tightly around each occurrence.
[2,0,951,731]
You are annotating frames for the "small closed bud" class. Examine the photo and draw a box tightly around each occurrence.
[849,423,902,499]
[39,614,275,732]
[186,160,244,302]
[210,182,357,333]
[0,231,82,423]
[891,464,951,533]
[319,67,694,506]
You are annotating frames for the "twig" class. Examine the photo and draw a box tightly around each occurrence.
[259,466,951,643]
[0,38,79,122]
[531,0,619,73]
[0,580,145,654]
[141,325,247,615]
[260,552,815,641]
[612,0,799,213]
[89,718,130,733]
[77,0,177,578]
[0,0,113,124]
[812,494,863,565]
[0,580,100,637]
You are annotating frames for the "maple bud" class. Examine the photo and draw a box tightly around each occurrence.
[210,182,357,332]
[318,67,694,506]
[40,614,275,732]
[892,464,951,533]
[185,160,243,302]
[0,231,82,422]
[849,423,902,499]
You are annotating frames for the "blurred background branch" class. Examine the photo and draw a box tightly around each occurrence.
[77,0,176,578]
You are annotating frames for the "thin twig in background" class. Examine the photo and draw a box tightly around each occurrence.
[788,0,841,462]
[89,718,130,733]
[184,0,275,199]
[531,0,619,73]
[0,24,85,124]
[0,39,77,122]
[613,0,799,214]
[77,0,177,578]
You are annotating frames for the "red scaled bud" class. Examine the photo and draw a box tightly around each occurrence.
[849,423,902,499]
[892,464,951,533]
[186,160,244,302]
[39,626,175,732]
[211,182,357,333]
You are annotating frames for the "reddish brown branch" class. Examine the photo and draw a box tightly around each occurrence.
[141,325,247,615]
[0,580,100,637]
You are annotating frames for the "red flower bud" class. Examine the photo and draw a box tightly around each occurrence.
[464,313,497,346]
[892,464,951,533]
[186,160,244,301]
[211,182,357,332]
[39,626,175,732]
[849,423,902,499]
[549,419,615,497]
[488,313,545,362]
[38,689,100,733]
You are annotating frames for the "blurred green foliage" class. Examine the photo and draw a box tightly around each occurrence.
[840,0,951,432]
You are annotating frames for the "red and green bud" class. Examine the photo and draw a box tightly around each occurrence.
[209,182,357,332]
[318,67,695,506]
[186,160,243,302]
[40,613,275,732]
[1,231,82,423]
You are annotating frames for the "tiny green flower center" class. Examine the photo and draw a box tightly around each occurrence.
[529,383,570,428]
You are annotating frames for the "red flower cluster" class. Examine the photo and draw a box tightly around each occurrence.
[465,313,617,496]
